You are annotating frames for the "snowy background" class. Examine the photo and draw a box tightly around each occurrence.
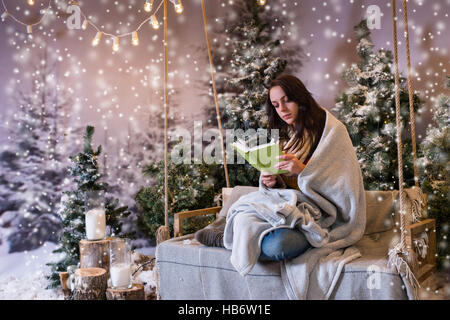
[0,0,448,299]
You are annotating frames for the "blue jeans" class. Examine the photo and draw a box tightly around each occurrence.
[259,228,310,262]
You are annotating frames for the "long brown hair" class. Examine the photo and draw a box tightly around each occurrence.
[265,75,326,160]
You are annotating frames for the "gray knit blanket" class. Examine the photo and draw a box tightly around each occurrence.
[223,108,367,299]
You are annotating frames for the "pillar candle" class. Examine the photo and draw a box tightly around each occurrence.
[85,208,106,240]
[110,263,132,289]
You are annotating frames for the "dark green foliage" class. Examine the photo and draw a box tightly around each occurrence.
[135,160,221,238]
[418,77,450,271]
[333,20,424,191]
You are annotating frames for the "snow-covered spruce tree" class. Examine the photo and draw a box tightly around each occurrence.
[47,126,134,288]
[5,50,74,253]
[418,76,450,271]
[200,1,294,189]
[199,0,303,128]
[333,20,424,191]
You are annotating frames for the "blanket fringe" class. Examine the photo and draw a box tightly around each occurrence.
[388,243,420,299]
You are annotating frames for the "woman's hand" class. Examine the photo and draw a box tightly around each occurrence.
[261,172,277,188]
[274,153,306,175]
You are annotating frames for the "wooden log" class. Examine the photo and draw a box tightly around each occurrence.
[72,268,107,300]
[79,238,111,275]
[106,283,145,300]
[59,272,71,299]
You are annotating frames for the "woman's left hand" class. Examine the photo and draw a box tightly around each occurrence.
[274,153,306,175]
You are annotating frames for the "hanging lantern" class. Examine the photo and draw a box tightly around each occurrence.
[132,31,139,46]
[144,0,154,12]
[257,0,267,5]
[150,15,159,29]
[173,0,184,14]
[27,0,35,5]
[112,36,120,52]
[92,31,103,46]
[82,19,89,30]
[26,25,33,34]
[1,11,8,21]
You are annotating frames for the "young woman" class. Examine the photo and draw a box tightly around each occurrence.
[195,75,327,262]
[258,74,326,262]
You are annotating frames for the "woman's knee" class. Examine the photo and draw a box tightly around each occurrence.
[260,228,310,261]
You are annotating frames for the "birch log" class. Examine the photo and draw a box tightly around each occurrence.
[72,268,107,300]
[106,283,145,300]
[79,239,111,276]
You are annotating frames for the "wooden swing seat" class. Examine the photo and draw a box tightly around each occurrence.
[156,186,436,300]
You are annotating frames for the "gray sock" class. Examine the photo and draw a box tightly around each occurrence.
[194,217,225,247]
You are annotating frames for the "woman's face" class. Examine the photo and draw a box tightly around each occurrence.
[269,86,299,126]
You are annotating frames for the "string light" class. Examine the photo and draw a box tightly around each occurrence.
[172,0,183,14]
[92,31,102,46]
[150,14,159,29]
[81,19,88,30]
[112,36,119,52]
[27,0,35,5]
[132,31,139,46]
[257,0,267,5]
[1,0,164,48]
[144,0,154,13]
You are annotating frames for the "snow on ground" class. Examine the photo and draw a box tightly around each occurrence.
[0,240,65,300]
[0,238,157,300]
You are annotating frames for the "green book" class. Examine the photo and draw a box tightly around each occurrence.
[232,139,289,175]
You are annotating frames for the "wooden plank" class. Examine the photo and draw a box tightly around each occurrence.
[173,206,222,238]
[405,219,435,235]
[406,218,437,284]
[417,264,436,284]
[175,206,221,220]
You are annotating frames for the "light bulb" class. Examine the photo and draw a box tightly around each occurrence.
[173,0,183,14]
[257,0,266,5]
[92,31,103,46]
[1,11,8,21]
[27,0,35,5]
[112,36,119,52]
[82,19,89,30]
[144,0,154,12]
[150,15,159,29]
[132,31,139,46]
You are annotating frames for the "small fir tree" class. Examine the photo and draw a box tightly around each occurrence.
[418,76,450,271]
[333,20,424,191]
[46,126,133,288]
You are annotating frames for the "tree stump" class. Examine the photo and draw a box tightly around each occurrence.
[72,268,108,300]
[59,272,71,299]
[106,283,145,300]
[79,238,111,276]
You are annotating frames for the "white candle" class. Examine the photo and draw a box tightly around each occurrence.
[110,263,132,289]
[85,208,106,240]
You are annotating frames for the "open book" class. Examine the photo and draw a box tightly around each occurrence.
[232,138,289,175]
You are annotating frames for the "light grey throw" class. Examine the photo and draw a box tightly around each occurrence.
[223,108,367,299]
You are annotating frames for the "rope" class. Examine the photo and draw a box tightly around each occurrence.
[391,0,407,251]
[156,0,170,245]
[201,0,230,188]
[402,0,419,187]
[388,0,420,299]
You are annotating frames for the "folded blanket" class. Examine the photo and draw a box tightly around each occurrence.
[223,108,367,300]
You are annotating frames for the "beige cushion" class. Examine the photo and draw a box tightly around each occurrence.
[364,190,397,235]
